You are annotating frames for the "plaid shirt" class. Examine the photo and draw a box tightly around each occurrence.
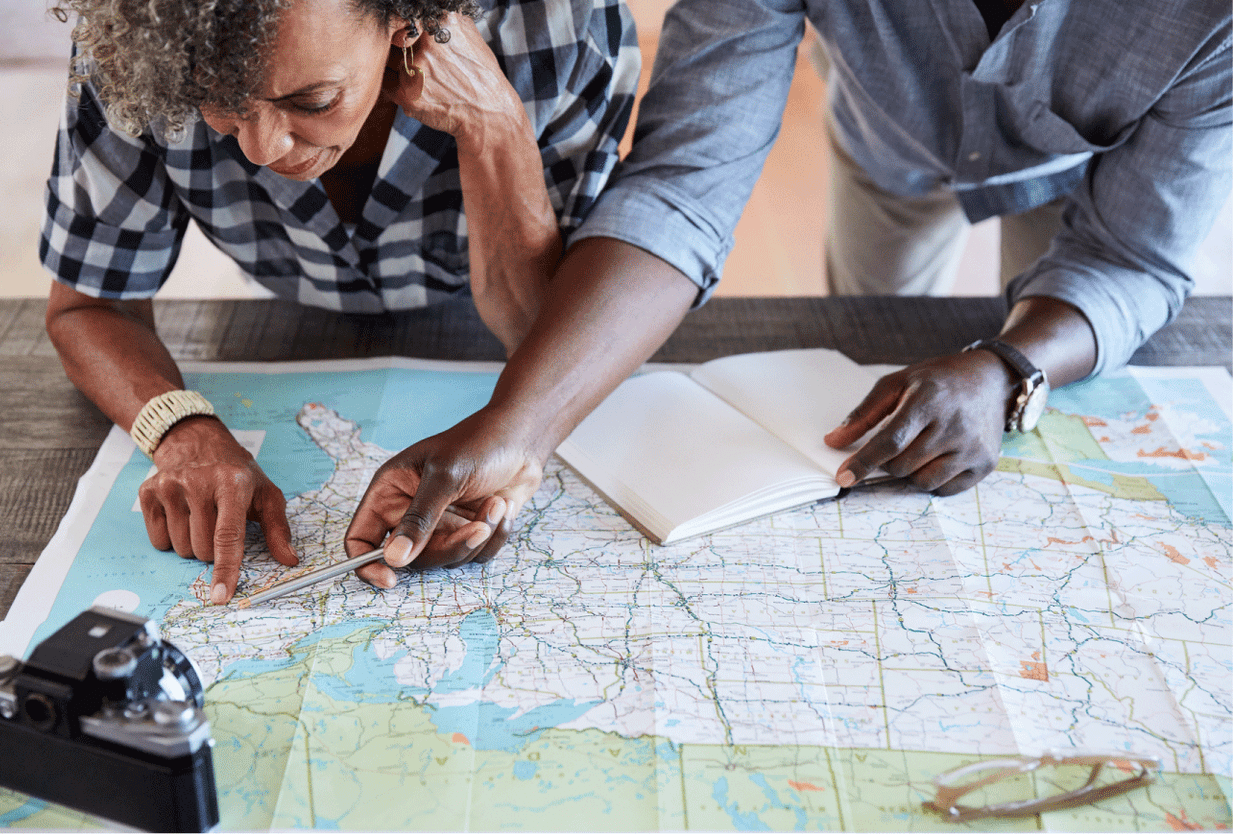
[41,0,638,313]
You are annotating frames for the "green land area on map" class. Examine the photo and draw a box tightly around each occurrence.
[3,625,1229,831]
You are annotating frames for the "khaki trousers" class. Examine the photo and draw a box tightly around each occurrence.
[824,127,1065,296]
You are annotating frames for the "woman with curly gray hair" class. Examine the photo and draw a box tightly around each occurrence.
[40,0,687,604]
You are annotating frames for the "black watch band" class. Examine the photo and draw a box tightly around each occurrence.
[963,338,1042,382]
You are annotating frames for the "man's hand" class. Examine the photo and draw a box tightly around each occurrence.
[345,406,545,588]
[823,297,1099,496]
[823,350,1016,496]
[139,416,298,605]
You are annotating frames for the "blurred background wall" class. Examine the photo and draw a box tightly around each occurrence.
[1,0,1228,300]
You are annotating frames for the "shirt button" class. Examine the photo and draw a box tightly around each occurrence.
[968,151,982,161]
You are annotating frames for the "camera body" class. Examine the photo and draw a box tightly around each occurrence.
[0,606,219,832]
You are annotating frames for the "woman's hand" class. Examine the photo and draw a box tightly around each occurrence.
[382,13,561,355]
[344,405,545,588]
[823,351,1015,496]
[139,416,299,604]
[381,13,524,146]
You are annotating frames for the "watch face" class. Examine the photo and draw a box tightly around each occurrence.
[1017,380,1050,432]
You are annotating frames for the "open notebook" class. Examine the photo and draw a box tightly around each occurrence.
[556,348,881,544]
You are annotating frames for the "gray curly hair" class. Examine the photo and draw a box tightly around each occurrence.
[52,0,481,138]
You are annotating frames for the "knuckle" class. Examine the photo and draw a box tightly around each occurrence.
[883,458,911,479]
[887,425,916,450]
[220,465,257,492]
[400,509,435,536]
[423,457,472,487]
[214,525,244,551]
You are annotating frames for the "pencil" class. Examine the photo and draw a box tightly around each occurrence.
[234,547,386,609]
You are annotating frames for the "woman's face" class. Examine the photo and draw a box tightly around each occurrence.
[200,0,407,180]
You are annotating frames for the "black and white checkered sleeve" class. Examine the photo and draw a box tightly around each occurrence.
[39,82,190,299]
[498,0,639,237]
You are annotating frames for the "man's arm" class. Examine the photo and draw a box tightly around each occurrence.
[824,23,1230,495]
[45,282,299,603]
[823,297,1096,495]
[346,237,697,585]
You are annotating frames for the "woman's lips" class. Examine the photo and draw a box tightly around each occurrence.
[269,148,326,179]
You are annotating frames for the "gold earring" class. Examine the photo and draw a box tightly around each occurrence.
[402,44,418,77]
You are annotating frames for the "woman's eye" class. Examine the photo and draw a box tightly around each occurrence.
[291,95,340,115]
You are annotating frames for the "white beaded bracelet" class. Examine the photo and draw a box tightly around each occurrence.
[129,390,216,458]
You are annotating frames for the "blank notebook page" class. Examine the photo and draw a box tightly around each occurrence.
[559,371,828,535]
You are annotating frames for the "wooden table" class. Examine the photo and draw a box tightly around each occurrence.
[2,295,1229,617]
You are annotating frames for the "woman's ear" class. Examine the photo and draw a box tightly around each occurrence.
[390,20,419,47]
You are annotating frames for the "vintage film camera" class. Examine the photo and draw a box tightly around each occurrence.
[0,606,219,832]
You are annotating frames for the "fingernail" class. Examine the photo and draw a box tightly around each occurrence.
[210,583,228,605]
[466,527,490,550]
[836,470,856,489]
[385,535,413,567]
[486,497,506,525]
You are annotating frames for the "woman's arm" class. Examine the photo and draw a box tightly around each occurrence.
[384,15,561,353]
[45,282,299,603]
[454,87,561,353]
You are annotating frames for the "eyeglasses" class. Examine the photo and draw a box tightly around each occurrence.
[923,751,1161,822]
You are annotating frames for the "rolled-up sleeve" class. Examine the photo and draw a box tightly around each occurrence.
[40,82,188,299]
[571,0,806,303]
[1008,29,1232,376]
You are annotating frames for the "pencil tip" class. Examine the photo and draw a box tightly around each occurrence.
[235,599,252,610]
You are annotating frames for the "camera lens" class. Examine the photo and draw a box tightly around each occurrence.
[22,693,57,731]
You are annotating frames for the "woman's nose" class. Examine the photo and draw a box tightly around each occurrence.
[233,110,294,167]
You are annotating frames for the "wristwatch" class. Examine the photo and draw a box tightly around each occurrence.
[962,338,1050,433]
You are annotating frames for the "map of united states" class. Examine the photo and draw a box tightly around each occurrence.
[2,362,1228,830]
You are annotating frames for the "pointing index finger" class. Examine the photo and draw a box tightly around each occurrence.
[210,490,248,605]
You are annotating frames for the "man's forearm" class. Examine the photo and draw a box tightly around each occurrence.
[997,296,1098,388]
[484,236,698,463]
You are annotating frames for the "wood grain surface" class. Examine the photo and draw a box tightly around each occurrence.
[2,295,1229,618]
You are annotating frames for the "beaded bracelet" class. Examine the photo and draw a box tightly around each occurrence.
[129,390,216,458]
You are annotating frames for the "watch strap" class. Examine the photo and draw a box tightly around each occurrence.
[962,338,1042,384]
[963,338,1049,433]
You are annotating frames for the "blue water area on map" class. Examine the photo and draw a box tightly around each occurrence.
[25,366,499,654]
[513,761,537,780]
[425,609,602,753]
[0,799,46,825]
[204,612,600,755]
[713,777,771,830]
[1019,375,1233,525]
[365,369,498,454]
[1061,462,1231,524]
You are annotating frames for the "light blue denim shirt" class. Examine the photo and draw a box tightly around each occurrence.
[574,0,1232,375]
